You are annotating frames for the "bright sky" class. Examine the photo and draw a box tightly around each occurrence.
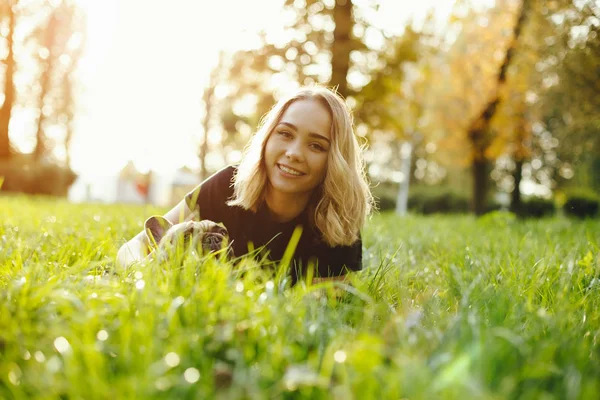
[67,0,455,180]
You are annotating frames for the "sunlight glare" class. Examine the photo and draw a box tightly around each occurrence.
[69,0,453,201]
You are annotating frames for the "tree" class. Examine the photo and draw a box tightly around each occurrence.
[199,0,372,170]
[58,11,86,169]
[544,2,600,191]
[199,52,226,181]
[330,0,353,97]
[485,0,563,211]
[32,6,59,160]
[351,24,426,214]
[489,0,600,202]
[466,0,532,215]
[0,0,18,159]
[29,0,86,165]
[0,0,84,196]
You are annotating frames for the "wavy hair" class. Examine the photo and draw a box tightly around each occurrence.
[227,86,373,246]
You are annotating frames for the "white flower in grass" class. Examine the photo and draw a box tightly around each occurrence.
[97,330,109,341]
[54,337,70,354]
[8,366,21,385]
[164,352,180,368]
[283,364,327,391]
[333,350,347,363]
[34,351,45,362]
[184,368,200,383]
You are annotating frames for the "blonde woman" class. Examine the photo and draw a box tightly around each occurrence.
[117,86,373,283]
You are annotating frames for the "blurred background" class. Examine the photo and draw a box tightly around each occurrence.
[0,0,598,217]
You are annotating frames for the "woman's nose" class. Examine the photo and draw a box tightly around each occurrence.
[285,141,303,161]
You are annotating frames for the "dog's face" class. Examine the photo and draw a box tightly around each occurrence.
[144,215,232,257]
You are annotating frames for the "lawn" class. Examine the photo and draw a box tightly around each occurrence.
[1,195,599,399]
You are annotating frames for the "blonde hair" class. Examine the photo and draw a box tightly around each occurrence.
[227,86,374,247]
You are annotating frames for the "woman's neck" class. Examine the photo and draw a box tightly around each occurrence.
[264,187,311,223]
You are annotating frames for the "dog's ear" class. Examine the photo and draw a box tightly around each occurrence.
[144,215,173,247]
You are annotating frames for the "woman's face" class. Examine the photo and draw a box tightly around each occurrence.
[264,98,332,202]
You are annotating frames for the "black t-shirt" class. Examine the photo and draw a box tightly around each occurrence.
[185,165,362,282]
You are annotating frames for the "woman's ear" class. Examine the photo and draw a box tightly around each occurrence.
[144,215,173,247]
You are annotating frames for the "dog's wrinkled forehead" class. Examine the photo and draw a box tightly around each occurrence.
[145,215,226,245]
[144,215,234,259]
[167,221,196,237]
[162,220,228,244]
[197,220,228,236]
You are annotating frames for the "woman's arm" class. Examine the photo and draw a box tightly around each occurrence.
[116,198,197,268]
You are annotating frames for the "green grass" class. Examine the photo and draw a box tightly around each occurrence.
[1,196,599,399]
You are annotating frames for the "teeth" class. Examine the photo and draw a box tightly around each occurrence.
[279,164,303,176]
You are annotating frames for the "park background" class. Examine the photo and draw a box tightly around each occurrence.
[1,0,598,215]
[1,0,600,399]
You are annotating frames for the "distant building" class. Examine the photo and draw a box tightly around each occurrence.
[116,161,154,204]
[69,161,201,207]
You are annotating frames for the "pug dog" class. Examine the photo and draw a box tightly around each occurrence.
[144,215,233,260]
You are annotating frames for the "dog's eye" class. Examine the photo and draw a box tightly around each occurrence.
[179,230,194,245]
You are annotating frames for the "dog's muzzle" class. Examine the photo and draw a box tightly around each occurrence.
[202,232,226,252]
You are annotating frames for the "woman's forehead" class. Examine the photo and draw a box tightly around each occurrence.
[279,99,332,139]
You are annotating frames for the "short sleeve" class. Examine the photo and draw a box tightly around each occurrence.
[184,166,235,222]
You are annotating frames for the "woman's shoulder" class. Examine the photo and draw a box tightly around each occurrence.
[199,164,238,191]
[184,165,238,214]
[209,164,237,182]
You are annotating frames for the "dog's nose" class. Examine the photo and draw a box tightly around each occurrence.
[203,233,223,251]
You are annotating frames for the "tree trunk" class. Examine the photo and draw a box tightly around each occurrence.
[33,12,58,161]
[62,48,82,169]
[0,2,17,159]
[395,141,413,215]
[330,0,353,98]
[510,159,523,214]
[472,157,490,216]
[58,4,86,169]
[199,88,212,181]
[466,0,531,214]
[199,53,224,181]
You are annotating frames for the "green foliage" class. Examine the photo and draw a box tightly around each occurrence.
[408,185,470,214]
[1,197,599,398]
[0,157,76,196]
[563,189,600,219]
[371,182,398,212]
[477,210,517,228]
[373,184,505,214]
[518,197,556,219]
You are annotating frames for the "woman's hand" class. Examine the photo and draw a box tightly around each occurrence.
[116,238,147,269]
[116,199,196,269]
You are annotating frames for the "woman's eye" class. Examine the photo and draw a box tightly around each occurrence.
[278,130,292,138]
[309,143,326,152]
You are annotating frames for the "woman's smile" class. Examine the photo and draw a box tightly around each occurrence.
[277,163,305,177]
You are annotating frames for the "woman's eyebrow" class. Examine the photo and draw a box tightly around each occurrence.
[278,121,331,144]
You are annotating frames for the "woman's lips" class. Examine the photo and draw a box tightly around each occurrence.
[277,163,305,176]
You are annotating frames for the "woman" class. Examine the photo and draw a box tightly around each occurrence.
[117,86,373,283]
